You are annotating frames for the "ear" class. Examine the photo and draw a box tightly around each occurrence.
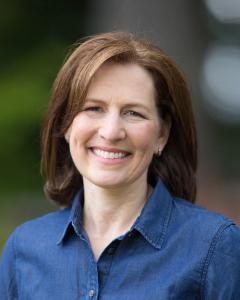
[64,126,71,143]
[155,116,171,154]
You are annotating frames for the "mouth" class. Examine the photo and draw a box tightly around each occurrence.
[90,147,131,160]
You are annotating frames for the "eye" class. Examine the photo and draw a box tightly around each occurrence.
[84,106,103,112]
[124,110,144,118]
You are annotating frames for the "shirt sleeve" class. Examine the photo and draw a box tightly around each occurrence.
[0,230,18,299]
[202,223,240,300]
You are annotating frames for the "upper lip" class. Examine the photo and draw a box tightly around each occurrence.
[90,146,131,154]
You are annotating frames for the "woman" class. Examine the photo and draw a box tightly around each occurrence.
[1,32,240,299]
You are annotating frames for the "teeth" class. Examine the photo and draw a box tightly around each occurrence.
[93,149,127,159]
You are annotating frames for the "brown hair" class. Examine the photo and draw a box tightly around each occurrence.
[41,31,197,206]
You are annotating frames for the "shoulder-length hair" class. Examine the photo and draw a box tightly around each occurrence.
[41,31,197,206]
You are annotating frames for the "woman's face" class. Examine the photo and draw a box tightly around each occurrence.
[65,62,169,189]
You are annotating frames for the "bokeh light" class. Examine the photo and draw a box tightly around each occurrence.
[201,44,240,123]
[204,0,240,24]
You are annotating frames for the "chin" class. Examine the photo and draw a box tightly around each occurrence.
[86,174,127,189]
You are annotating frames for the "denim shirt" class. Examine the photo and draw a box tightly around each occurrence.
[1,179,240,300]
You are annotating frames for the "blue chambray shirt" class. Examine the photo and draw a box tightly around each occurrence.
[1,178,240,299]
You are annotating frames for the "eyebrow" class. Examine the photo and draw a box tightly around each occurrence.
[84,98,151,112]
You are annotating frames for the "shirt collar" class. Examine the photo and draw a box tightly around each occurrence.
[132,178,173,249]
[57,189,84,244]
[57,178,173,249]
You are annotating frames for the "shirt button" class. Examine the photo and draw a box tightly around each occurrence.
[88,290,96,297]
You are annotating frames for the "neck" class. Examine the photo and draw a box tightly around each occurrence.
[82,176,151,238]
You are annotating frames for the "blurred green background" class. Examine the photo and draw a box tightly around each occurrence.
[1,0,240,252]
[0,0,88,250]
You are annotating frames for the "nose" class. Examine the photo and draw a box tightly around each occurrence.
[98,113,126,142]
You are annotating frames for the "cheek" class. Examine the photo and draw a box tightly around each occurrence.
[69,117,95,144]
[130,123,159,150]
[68,118,94,169]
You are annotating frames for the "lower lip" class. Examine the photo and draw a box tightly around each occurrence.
[89,149,131,165]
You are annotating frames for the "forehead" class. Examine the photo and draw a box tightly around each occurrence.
[86,62,156,104]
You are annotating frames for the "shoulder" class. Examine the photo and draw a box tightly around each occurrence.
[171,196,240,263]
[168,197,240,296]
[167,196,240,251]
[5,208,71,253]
[0,209,71,297]
[18,207,70,230]
[200,217,240,298]
[172,196,235,232]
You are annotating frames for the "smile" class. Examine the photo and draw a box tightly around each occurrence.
[92,148,129,159]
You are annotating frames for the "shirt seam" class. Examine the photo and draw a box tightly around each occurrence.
[158,198,173,248]
[200,222,233,300]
